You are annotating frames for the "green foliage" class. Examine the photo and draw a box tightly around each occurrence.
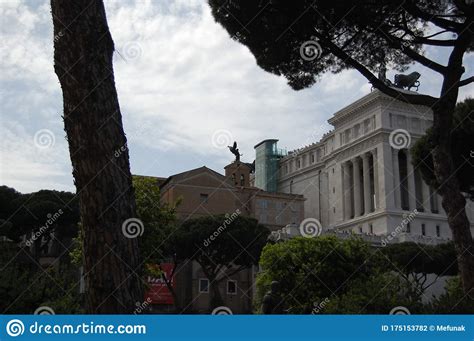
[0,186,79,243]
[70,176,179,267]
[70,225,84,267]
[412,98,474,200]
[171,214,269,277]
[256,238,465,314]
[382,242,458,276]
[323,272,422,314]
[0,242,83,314]
[256,236,388,313]
[426,277,474,314]
[132,176,178,264]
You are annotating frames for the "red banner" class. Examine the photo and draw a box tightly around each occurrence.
[145,263,175,305]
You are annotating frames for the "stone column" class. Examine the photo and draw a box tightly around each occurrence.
[406,151,416,211]
[343,162,352,220]
[392,149,401,209]
[376,143,396,211]
[352,157,362,217]
[371,149,379,211]
[422,179,431,213]
[362,153,372,214]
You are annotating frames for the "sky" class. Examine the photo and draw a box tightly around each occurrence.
[1,0,473,193]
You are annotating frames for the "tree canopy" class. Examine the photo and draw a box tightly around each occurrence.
[0,186,79,253]
[412,98,474,200]
[132,176,178,265]
[256,236,414,313]
[208,0,473,102]
[256,237,461,314]
[171,214,269,309]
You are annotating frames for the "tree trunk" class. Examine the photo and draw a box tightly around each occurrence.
[430,23,474,297]
[161,263,181,312]
[201,270,222,311]
[431,103,474,297]
[50,0,143,313]
[209,277,224,311]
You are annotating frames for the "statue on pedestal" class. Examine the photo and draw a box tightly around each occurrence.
[228,141,242,162]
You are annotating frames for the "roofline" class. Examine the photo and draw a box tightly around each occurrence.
[159,166,225,189]
[254,139,279,149]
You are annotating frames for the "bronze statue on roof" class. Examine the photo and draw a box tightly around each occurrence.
[228,141,242,162]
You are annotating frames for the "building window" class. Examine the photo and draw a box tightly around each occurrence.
[199,278,209,293]
[344,129,351,142]
[240,174,245,186]
[358,226,363,234]
[200,193,209,203]
[332,168,335,174]
[353,124,360,138]
[333,187,335,193]
[290,180,293,194]
[257,199,268,209]
[421,224,426,236]
[406,223,411,233]
[436,225,440,237]
[227,280,237,295]
[369,224,373,234]
[297,160,301,168]
[364,118,372,133]
[333,207,335,213]
[311,154,315,163]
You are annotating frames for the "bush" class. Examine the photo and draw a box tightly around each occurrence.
[255,236,407,314]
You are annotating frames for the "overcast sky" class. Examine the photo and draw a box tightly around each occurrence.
[1,0,473,193]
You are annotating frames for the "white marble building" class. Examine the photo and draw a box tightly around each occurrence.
[262,90,474,245]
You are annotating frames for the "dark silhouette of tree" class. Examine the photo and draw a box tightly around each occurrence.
[50,0,143,313]
[207,0,474,295]
[412,98,474,200]
[0,186,79,259]
[171,215,269,311]
[382,242,458,299]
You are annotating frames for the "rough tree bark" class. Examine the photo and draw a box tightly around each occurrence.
[430,21,474,297]
[208,277,224,311]
[51,0,143,312]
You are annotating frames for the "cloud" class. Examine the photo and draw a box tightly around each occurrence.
[1,0,472,193]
